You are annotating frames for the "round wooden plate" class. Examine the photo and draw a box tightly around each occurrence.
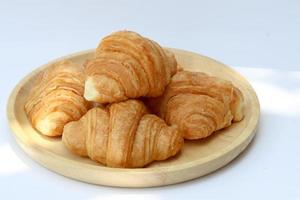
[7,48,260,187]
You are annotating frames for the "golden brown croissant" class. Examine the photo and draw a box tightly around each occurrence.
[84,31,177,104]
[25,60,89,136]
[147,71,244,140]
[62,99,183,168]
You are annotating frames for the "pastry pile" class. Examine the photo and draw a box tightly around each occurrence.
[25,31,244,168]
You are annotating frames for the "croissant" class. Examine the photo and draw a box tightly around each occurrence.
[147,71,244,140]
[25,60,89,136]
[62,99,183,168]
[84,31,177,104]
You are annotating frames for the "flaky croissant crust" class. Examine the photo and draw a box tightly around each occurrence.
[25,60,89,136]
[147,71,245,139]
[63,100,183,168]
[84,31,177,103]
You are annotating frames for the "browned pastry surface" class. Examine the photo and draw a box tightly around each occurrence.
[147,71,244,140]
[84,31,177,103]
[25,60,89,136]
[62,99,183,168]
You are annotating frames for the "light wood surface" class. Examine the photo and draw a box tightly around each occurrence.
[7,48,260,187]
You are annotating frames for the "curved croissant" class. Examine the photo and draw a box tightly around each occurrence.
[147,71,244,140]
[25,60,89,136]
[84,31,177,104]
[62,100,183,168]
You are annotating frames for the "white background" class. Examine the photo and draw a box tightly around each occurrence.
[1,0,300,199]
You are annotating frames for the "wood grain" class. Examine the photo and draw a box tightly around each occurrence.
[7,48,260,187]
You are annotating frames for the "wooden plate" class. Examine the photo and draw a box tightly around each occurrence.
[7,48,260,187]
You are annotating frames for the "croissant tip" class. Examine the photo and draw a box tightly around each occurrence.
[173,137,184,156]
[35,117,61,137]
[84,77,100,101]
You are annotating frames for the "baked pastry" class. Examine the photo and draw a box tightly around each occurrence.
[62,99,183,168]
[84,31,177,104]
[25,60,89,136]
[147,71,244,140]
